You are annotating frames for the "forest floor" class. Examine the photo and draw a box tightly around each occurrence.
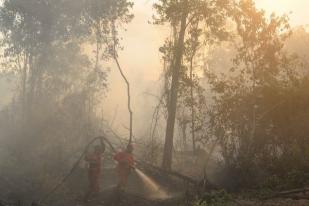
[63,170,309,206]
[1,168,308,206]
[67,190,309,206]
[236,199,309,206]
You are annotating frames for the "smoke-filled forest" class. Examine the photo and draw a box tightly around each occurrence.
[0,0,308,206]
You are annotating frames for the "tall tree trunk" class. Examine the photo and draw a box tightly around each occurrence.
[190,56,196,153]
[27,52,35,118]
[181,121,188,151]
[21,52,28,124]
[162,1,188,170]
[87,18,101,137]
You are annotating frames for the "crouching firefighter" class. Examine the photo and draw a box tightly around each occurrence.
[84,143,105,202]
[114,144,135,190]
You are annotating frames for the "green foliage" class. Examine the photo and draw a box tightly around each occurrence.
[192,190,232,206]
[261,170,309,191]
[206,0,309,189]
[0,0,134,113]
[154,0,233,152]
[0,0,133,200]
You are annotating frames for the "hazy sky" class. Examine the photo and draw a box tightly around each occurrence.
[104,0,309,137]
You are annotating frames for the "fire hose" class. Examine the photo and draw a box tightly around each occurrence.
[38,136,116,204]
[38,136,198,204]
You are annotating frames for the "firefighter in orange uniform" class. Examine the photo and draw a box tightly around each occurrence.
[84,145,104,202]
[114,144,135,190]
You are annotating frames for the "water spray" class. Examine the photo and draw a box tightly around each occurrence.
[134,168,169,199]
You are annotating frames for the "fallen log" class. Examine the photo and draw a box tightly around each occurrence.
[136,160,198,185]
[136,160,219,193]
[277,188,309,195]
[284,195,309,200]
[263,187,309,200]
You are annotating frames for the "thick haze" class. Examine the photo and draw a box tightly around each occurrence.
[103,0,309,138]
[0,0,308,138]
[0,1,308,203]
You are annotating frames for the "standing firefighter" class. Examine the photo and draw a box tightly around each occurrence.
[84,145,105,202]
[114,144,135,190]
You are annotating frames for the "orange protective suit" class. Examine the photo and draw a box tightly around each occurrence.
[85,152,102,195]
[114,151,134,188]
